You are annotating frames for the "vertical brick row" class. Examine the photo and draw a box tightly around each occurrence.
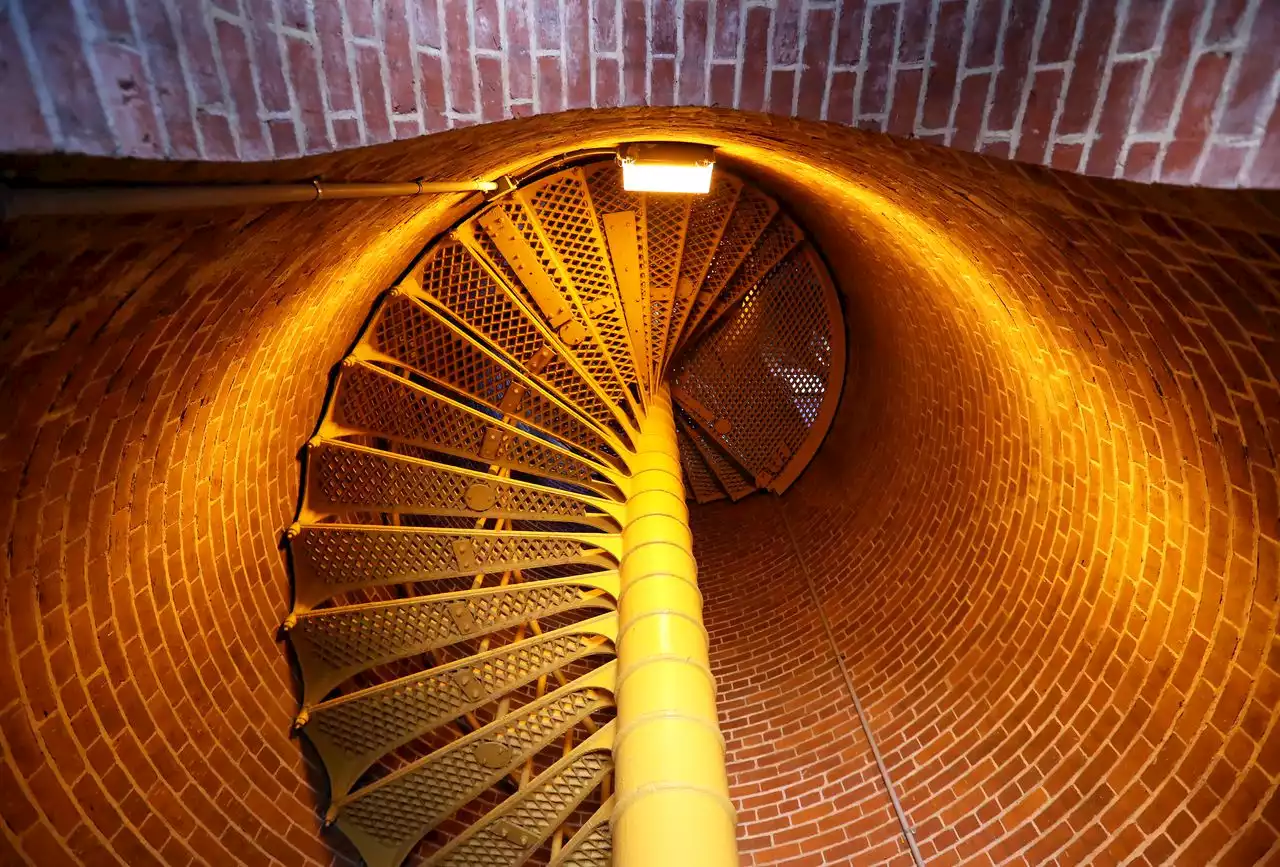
[796,7,832,121]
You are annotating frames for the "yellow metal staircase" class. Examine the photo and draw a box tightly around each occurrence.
[282,158,845,867]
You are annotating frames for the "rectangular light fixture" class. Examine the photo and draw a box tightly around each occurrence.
[618,143,716,194]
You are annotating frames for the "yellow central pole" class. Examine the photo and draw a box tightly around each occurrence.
[613,385,738,866]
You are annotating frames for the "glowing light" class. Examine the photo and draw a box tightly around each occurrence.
[618,143,715,194]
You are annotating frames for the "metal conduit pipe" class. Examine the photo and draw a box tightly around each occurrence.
[0,177,501,219]
[613,385,738,867]
[781,506,927,867]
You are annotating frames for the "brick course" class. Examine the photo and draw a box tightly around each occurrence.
[2,0,1279,187]
[0,107,1278,865]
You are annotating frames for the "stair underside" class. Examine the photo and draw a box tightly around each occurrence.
[284,157,845,867]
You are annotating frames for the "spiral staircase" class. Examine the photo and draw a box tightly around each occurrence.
[281,157,845,867]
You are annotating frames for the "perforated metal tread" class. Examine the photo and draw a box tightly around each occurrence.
[325,361,621,495]
[290,573,619,703]
[689,213,804,345]
[424,724,616,867]
[302,439,623,531]
[361,291,623,465]
[664,172,741,376]
[676,412,756,502]
[677,183,777,348]
[677,427,727,504]
[302,615,617,798]
[333,664,616,867]
[414,234,632,435]
[582,161,693,389]
[549,798,613,867]
[285,158,845,867]
[675,245,845,490]
[289,523,620,610]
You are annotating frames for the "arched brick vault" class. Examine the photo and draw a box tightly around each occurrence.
[0,108,1278,866]
[3,0,1280,187]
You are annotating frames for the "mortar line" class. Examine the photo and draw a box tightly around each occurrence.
[409,0,428,131]
[1153,0,1215,180]
[913,0,941,137]
[9,0,64,147]
[1114,0,1169,177]
[124,0,173,155]
[792,0,808,116]
[819,0,839,121]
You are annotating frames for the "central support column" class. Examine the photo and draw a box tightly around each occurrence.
[613,385,738,866]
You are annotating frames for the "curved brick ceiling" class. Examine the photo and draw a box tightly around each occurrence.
[3,0,1280,187]
[0,108,1278,867]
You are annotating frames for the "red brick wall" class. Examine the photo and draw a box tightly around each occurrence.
[2,0,1279,187]
[0,115,585,867]
[0,108,1277,866]
[696,131,1280,864]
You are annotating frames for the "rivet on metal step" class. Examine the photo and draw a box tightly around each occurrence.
[479,428,505,459]
[713,418,733,435]
[493,820,535,848]
[448,601,477,633]
[766,442,790,474]
[558,319,587,346]
[586,296,616,317]
[527,343,557,373]
[454,670,485,701]
[453,538,478,570]
[498,383,527,413]
[464,482,498,511]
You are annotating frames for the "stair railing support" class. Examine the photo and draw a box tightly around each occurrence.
[613,384,738,866]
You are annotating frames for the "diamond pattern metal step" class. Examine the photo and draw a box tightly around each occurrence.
[676,411,756,502]
[361,291,623,465]
[323,360,623,497]
[301,614,617,798]
[283,158,846,867]
[333,664,616,867]
[290,573,619,703]
[423,724,615,867]
[414,233,632,434]
[674,245,845,492]
[302,439,624,530]
[549,798,613,867]
[677,427,728,505]
[289,524,621,611]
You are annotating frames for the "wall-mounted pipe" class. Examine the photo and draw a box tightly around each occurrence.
[0,178,502,219]
[781,505,927,866]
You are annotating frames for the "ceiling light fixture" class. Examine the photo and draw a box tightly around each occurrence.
[617,142,716,194]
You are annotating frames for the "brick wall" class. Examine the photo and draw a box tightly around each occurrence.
[696,125,1280,864]
[0,107,1277,866]
[2,0,1279,187]
[0,116,578,867]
